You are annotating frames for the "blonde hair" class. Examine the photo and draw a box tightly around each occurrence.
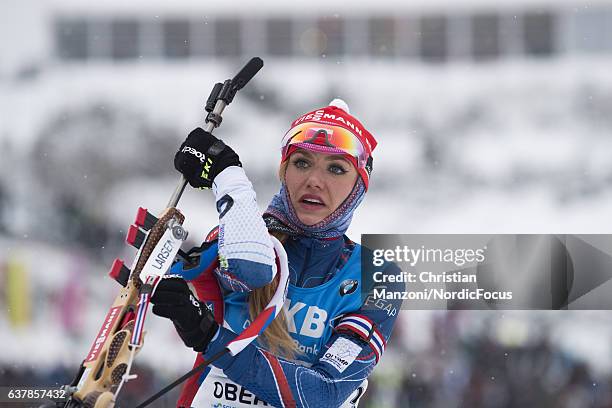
[278,160,288,181]
[246,161,297,357]
[248,230,299,358]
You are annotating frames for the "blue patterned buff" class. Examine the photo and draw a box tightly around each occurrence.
[264,178,366,240]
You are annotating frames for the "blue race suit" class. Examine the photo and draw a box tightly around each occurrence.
[168,167,403,408]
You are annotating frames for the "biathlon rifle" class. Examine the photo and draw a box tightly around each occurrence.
[56,57,288,408]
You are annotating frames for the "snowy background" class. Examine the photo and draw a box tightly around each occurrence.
[1,0,612,407]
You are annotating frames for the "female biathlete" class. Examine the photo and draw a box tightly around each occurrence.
[150,99,403,407]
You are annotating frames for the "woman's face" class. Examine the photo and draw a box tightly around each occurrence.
[284,149,359,226]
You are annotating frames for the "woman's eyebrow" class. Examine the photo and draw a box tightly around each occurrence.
[293,149,314,159]
[326,155,351,163]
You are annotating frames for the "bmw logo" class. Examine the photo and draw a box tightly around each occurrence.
[339,279,359,296]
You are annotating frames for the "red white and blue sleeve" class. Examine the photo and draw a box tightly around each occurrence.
[202,261,403,407]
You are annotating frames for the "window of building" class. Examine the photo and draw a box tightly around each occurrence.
[318,17,344,56]
[471,13,500,59]
[523,11,556,56]
[369,17,395,57]
[163,19,190,58]
[215,19,241,57]
[395,17,420,58]
[341,18,368,56]
[191,19,214,57]
[266,18,293,56]
[111,20,139,60]
[87,20,112,59]
[572,9,612,52]
[56,19,89,60]
[419,15,448,62]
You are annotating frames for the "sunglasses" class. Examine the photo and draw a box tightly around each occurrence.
[281,123,368,168]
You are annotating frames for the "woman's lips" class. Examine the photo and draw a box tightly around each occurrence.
[299,194,326,211]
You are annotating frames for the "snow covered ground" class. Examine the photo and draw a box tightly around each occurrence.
[1,54,612,401]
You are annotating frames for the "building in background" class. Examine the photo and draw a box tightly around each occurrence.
[3,0,612,68]
[2,1,612,407]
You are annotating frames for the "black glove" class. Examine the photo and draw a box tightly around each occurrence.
[151,275,218,352]
[174,128,242,189]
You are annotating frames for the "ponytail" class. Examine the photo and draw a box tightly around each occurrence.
[248,230,299,358]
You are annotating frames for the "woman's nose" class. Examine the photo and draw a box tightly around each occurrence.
[305,167,325,189]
